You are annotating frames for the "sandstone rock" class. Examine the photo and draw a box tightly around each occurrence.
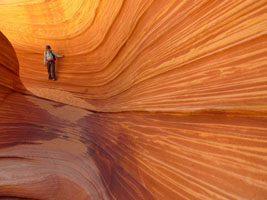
[0,1,267,199]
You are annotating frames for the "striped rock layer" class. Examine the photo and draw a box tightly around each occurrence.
[0,0,267,200]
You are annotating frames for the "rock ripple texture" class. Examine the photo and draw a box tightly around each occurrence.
[0,0,267,200]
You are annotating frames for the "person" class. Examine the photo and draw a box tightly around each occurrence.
[44,45,63,80]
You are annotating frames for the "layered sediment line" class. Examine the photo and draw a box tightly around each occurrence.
[1,0,266,112]
[0,1,267,199]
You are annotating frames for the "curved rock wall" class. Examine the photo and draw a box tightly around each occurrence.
[0,0,267,199]
[0,32,109,199]
[1,0,266,111]
[0,32,24,91]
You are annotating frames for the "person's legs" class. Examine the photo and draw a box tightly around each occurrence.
[47,62,52,80]
[51,61,56,80]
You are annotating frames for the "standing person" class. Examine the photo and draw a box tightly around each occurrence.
[44,45,63,81]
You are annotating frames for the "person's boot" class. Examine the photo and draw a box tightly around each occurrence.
[48,76,52,80]
[53,77,56,81]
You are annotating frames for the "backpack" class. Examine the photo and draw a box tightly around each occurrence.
[46,51,56,61]
[51,51,56,61]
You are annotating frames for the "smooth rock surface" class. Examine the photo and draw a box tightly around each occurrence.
[0,0,266,112]
[0,1,267,199]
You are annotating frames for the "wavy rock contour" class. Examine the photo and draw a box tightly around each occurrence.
[0,0,267,199]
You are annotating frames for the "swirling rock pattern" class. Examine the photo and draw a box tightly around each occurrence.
[0,0,266,112]
[0,0,267,200]
[0,32,24,92]
[1,87,267,200]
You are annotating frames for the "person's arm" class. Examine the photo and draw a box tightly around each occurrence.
[44,52,46,64]
[51,51,63,58]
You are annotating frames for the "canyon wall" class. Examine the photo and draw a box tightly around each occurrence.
[0,0,267,199]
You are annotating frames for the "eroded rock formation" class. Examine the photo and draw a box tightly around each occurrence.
[0,0,267,199]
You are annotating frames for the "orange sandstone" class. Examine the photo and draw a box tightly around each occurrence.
[0,0,267,199]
